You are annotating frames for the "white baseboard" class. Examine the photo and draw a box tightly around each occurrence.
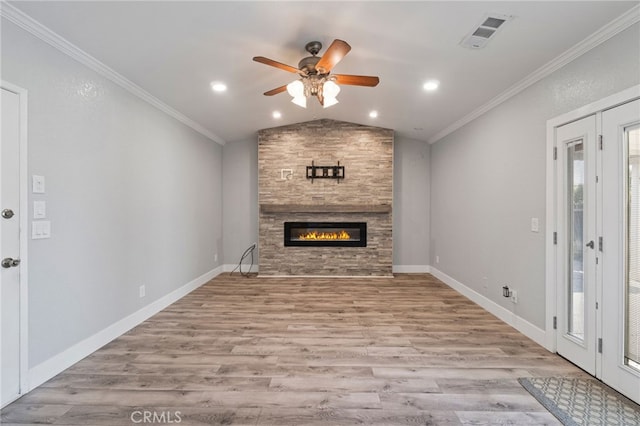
[28,266,223,390]
[429,267,548,348]
[223,264,259,273]
[225,265,431,275]
[393,265,431,273]
[257,274,394,278]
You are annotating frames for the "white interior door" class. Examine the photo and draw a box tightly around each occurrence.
[555,115,598,375]
[601,99,640,404]
[1,87,23,407]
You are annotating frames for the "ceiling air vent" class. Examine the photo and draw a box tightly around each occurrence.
[460,13,513,49]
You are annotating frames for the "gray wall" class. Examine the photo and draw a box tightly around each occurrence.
[222,138,259,266]
[222,135,431,269]
[430,24,640,329]
[394,136,430,267]
[2,20,223,367]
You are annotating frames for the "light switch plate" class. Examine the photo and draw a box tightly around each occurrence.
[32,220,51,239]
[32,175,45,194]
[33,200,46,219]
[531,217,539,233]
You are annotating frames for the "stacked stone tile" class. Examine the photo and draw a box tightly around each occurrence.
[258,119,393,276]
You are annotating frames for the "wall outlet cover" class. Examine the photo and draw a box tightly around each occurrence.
[32,220,51,239]
[32,175,45,194]
[33,200,46,219]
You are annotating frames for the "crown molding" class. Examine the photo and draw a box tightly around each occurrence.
[428,4,640,144]
[0,2,226,146]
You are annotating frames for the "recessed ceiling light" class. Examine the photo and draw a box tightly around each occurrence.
[272,111,282,119]
[423,80,440,91]
[210,82,227,92]
[369,111,378,118]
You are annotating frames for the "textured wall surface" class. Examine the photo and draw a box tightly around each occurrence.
[222,139,259,265]
[258,119,393,275]
[430,23,640,329]
[2,20,223,367]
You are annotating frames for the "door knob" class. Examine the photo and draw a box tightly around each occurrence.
[1,258,20,268]
[586,240,595,249]
[1,209,14,219]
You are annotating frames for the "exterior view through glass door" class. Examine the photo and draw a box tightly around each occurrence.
[554,96,640,404]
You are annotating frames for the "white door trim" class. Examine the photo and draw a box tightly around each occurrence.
[1,80,29,401]
[546,84,640,353]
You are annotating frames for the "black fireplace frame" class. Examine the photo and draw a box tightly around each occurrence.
[284,222,367,247]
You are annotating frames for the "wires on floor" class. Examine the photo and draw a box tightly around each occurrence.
[230,243,256,277]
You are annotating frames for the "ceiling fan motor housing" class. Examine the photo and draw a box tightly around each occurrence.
[298,56,321,75]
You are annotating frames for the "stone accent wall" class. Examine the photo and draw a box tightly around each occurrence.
[258,119,393,276]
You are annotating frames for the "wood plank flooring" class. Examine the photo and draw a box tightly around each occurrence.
[1,273,588,425]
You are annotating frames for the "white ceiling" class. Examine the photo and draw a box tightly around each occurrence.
[7,1,638,144]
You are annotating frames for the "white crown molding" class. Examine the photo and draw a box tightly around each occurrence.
[428,4,640,144]
[0,2,226,146]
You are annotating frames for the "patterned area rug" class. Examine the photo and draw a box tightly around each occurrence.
[518,377,640,425]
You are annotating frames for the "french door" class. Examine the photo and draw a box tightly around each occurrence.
[556,115,598,376]
[554,96,640,404]
[601,99,640,403]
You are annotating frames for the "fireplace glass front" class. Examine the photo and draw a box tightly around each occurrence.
[284,222,367,247]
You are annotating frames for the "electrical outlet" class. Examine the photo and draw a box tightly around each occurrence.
[139,285,146,298]
[511,290,518,304]
[214,253,218,262]
[435,255,440,264]
[531,217,539,233]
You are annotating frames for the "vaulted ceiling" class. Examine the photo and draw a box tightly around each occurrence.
[7,1,639,144]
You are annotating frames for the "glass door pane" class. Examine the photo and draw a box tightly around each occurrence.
[568,141,585,340]
[626,125,640,370]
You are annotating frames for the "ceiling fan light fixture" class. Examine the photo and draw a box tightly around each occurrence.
[255,39,379,108]
[323,97,339,108]
[323,80,340,99]
[291,96,307,108]
[287,80,304,98]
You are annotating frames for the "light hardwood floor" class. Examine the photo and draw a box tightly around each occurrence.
[1,273,588,425]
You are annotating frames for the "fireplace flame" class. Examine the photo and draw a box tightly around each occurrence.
[298,230,351,240]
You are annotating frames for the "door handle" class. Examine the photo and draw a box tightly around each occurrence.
[586,240,595,249]
[1,258,20,268]
[1,209,14,219]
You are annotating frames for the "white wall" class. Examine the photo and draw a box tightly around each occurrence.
[222,138,258,267]
[393,136,430,270]
[1,20,223,368]
[430,24,640,329]
[221,135,431,270]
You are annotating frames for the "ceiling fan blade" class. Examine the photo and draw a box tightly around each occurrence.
[263,85,288,96]
[333,74,380,87]
[315,39,351,74]
[253,56,300,74]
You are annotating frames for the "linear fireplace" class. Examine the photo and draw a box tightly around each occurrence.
[284,222,367,247]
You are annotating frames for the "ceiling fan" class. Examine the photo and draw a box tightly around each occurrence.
[253,39,380,108]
